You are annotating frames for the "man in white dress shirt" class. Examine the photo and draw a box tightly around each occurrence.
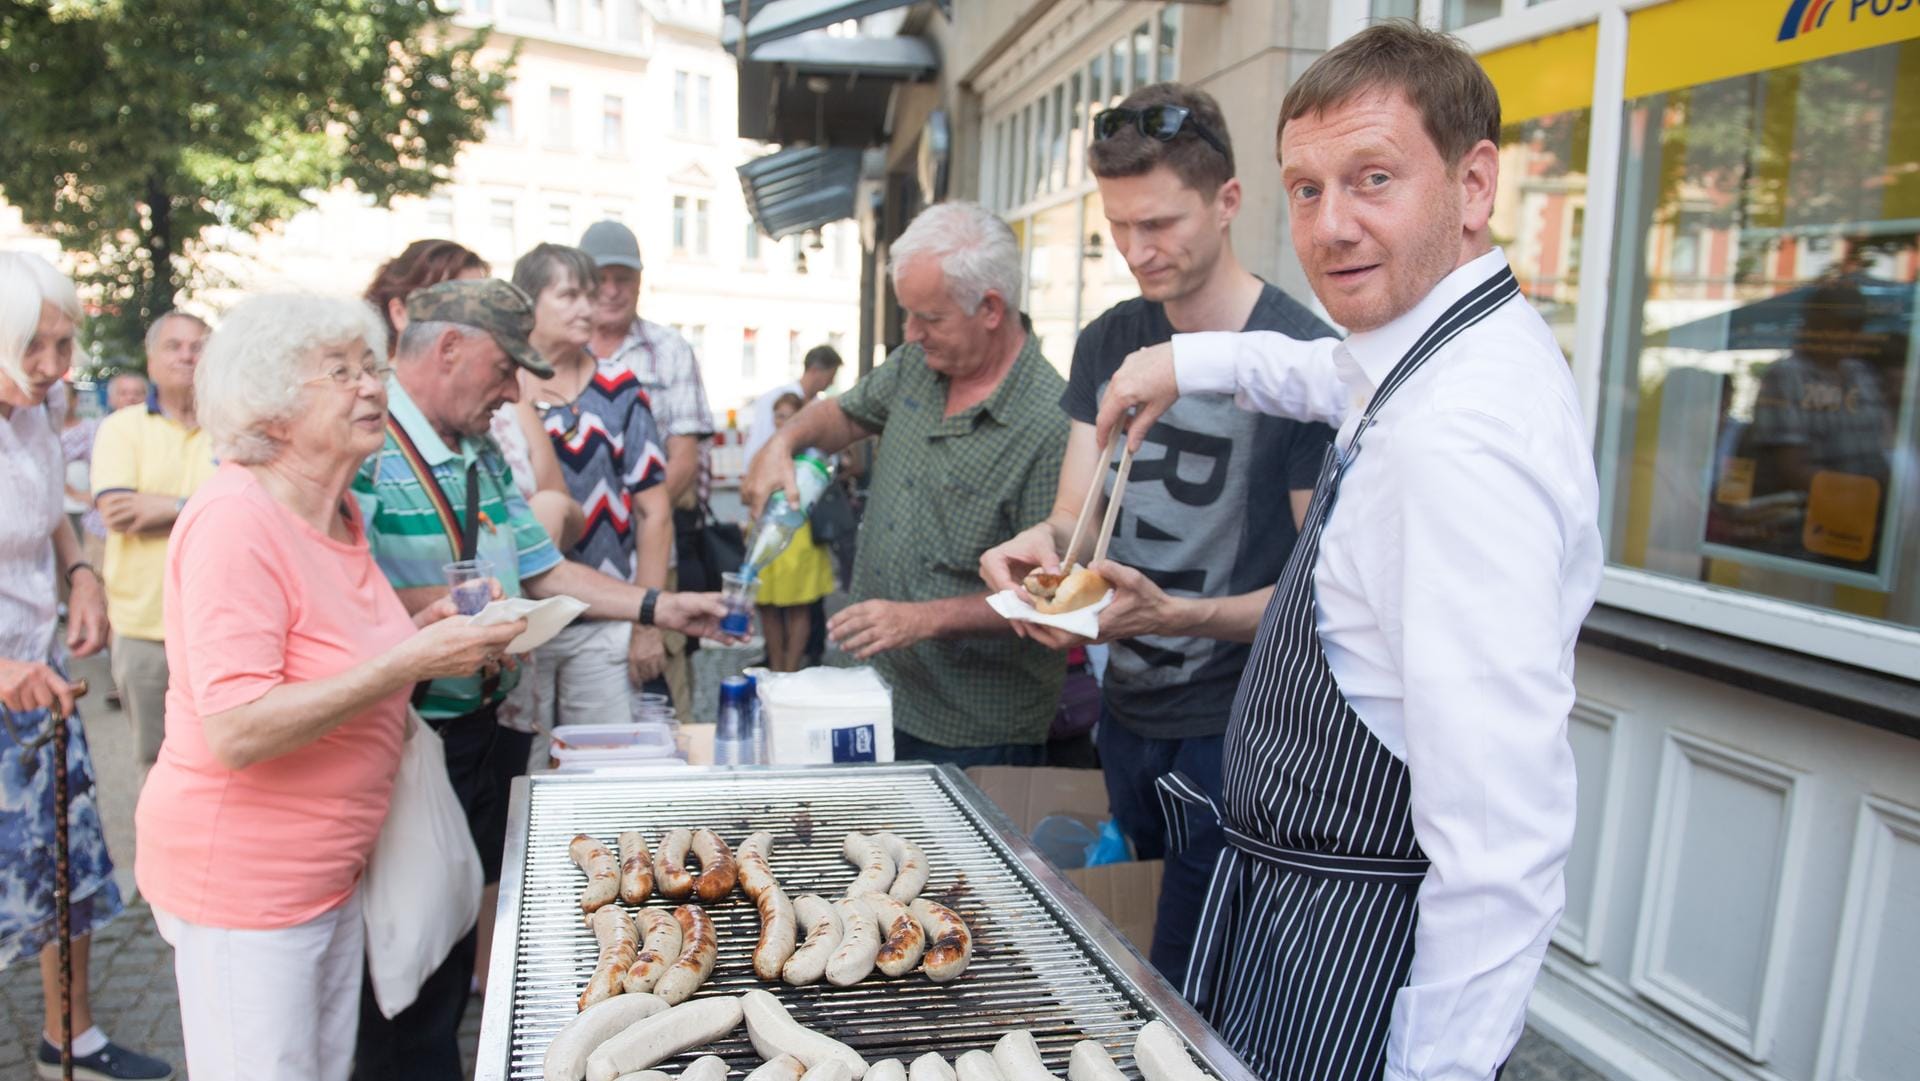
[1094,22,1602,1081]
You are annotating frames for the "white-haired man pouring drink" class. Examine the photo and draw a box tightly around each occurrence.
[1094,22,1603,1081]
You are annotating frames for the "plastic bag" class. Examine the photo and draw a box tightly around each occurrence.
[362,710,483,1018]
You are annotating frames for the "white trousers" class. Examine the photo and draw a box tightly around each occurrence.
[533,618,635,737]
[152,890,364,1081]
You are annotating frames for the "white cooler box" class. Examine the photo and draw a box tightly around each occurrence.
[746,666,894,764]
[548,722,683,770]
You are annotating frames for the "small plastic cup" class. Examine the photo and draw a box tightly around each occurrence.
[720,571,758,637]
[443,558,495,616]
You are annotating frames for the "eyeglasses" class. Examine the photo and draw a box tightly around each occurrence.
[1092,105,1230,161]
[306,361,394,388]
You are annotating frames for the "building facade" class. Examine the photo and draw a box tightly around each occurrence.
[794,2,1919,1080]
[0,0,860,429]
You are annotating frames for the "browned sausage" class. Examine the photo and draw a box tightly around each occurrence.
[910,898,972,983]
[579,905,638,1010]
[655,904,718,1004]
[619,830,653,905]
[622,906,683,994]
[690,828,739,903]
[571,834,619,914]
[653,828,694,899]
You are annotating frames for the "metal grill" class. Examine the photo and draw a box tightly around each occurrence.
[476,764,1253,1081]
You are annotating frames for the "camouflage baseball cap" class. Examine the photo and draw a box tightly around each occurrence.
[403,278,554,378]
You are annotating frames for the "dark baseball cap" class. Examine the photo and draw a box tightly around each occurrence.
[580,220,643,271]
[403,278,554,378]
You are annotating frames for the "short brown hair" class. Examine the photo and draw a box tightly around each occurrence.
[1277,21,1500,169]
[1087,82,1235,196]
[363,239,490,352]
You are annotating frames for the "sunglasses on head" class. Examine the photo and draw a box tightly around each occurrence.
[1092,105,1230,161]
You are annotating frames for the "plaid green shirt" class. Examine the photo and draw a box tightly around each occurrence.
[837,336,1069,747]
[351,380,562,719]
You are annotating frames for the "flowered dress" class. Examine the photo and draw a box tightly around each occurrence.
[0,384,123,967]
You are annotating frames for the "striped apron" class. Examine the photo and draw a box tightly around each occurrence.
[1156,266,1520,1081]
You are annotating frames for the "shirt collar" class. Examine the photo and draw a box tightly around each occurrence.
[968,332,1047,426]
[384,377,463,467]
[145,387,162,414]
[1334,247,1513,403]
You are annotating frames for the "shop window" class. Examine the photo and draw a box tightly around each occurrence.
[1132,22,1151,92]
[1480,24,1596,365]
[1443,0,1500,29]
[1110,40,1128,99]
[1079,190,1141,343]
[1050,85,1069,192]
[1157,8,1178,82]
[1600,30,1920,630]
[1370,0,1416,18]
[1027,200,1080,378]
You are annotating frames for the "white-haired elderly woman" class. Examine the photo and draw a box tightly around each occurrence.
[741,201,1071,766]
[0,252,174,1081]
[132,294,526,1081]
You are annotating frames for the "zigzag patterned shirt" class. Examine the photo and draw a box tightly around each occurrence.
[538,356,668,581]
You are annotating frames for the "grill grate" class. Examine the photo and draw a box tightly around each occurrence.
[477,765,1250,1081]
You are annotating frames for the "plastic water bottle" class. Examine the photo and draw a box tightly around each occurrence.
[743,450,833,579]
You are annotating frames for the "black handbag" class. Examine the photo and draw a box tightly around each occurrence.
[807,477,858,545]
[674,501,745,594]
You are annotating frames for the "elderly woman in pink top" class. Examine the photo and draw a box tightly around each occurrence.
[133,295,526,1081]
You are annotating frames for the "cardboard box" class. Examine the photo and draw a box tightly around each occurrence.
[964,766,1164,956]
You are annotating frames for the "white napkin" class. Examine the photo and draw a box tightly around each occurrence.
[468,595,589,654]
[987,587,1114,639]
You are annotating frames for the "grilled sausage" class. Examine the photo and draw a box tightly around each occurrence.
[1066,1043,1126,1081]
[782,894,842,986]
[841,832,895,897]
[824,896,879,987]
[1132,1021,1211,1081]
[691,828,739,903]
[741,988,871,1078]
[654,828,695,899]
[579,905,639,1010]
[622,907,684,995]
[619,830,653,904]
[541,992,667,1081]
[654,904,718,1005]
[874,833,927,902]
[738,831,778,900]
[861,892,926,978]
[909,898,972,983]
[754,884,798,981]
[572,834,620,913]
[583,995,745,1081]
[992,1032,1060,1081]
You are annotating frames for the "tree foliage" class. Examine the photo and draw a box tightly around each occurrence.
[0,0,512,364]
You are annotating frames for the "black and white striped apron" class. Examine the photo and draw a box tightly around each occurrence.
[1156,266,1520,1081]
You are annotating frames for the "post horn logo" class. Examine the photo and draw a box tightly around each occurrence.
[1777,0,1840,41]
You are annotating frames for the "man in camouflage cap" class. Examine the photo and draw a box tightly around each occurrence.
[350,277,729,1081]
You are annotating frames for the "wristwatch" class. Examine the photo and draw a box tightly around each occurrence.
[638,588,660,627]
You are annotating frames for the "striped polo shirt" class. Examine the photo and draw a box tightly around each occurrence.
[352,379,562,719]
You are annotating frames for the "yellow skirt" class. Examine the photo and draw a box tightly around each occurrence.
[755,521,836,607]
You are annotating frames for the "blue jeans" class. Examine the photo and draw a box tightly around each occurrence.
[1096,707,1225,984]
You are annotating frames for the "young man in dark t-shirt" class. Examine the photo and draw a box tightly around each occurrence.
[982,82,1334,983]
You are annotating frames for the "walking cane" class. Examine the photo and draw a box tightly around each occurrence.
[50,677,88,1081]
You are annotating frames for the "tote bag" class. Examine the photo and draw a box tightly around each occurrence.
[363,709,483,1018]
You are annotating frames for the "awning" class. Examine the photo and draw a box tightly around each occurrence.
[739,146,864,239]
[721,0,917,52]
[748,34,937,76]
[735,33,937,145]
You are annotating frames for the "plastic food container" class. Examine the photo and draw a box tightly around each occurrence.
[548,723,681,770]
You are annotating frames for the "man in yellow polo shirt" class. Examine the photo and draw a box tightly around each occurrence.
[91,311,215,774]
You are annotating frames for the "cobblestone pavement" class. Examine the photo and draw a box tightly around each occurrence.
[3,651,1602,1080]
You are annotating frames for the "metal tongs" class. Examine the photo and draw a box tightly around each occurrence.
[1060,430,1136,570]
